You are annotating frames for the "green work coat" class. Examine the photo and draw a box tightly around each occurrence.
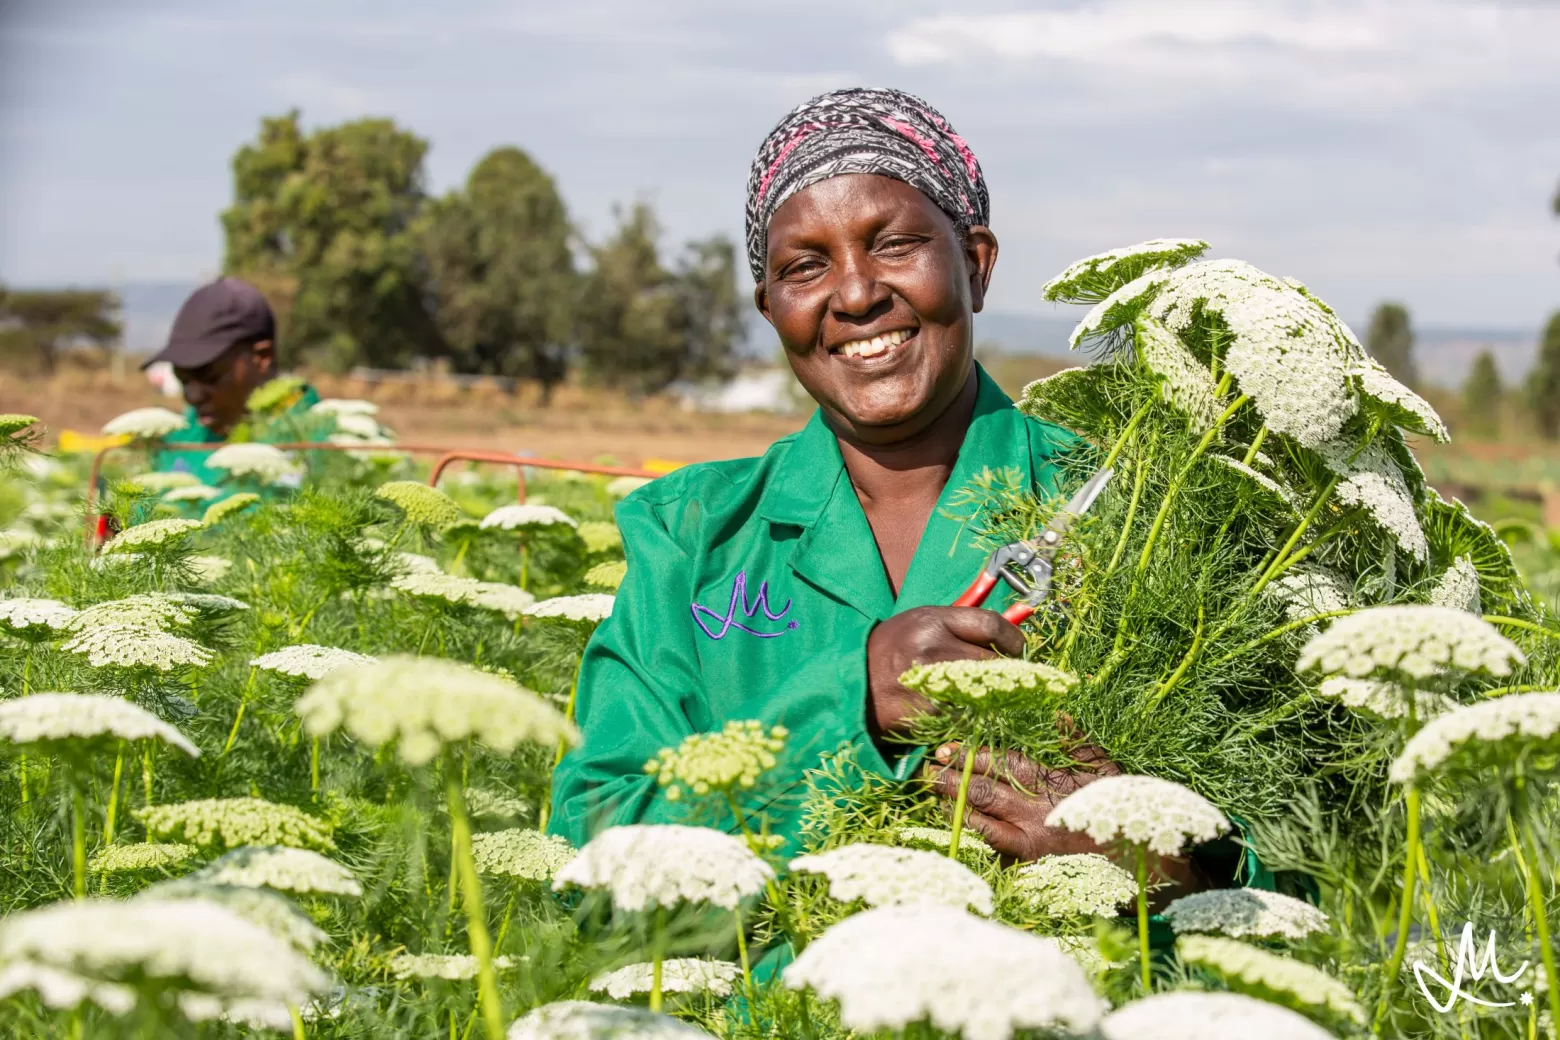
[152,384,320,487]
[548,367,1081,853]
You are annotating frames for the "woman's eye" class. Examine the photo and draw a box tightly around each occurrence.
[780,257,824,279]
[876,236,920,255]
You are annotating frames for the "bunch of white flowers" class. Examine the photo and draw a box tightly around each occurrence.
[62,626,214,671]
[88,843,200,873]
[295,655,577,766]
[589,959,741,1000]
[388,550,442,575]
[481,504,578,530]
[102,407,186,439]
[187,555,232,582]
[127,471,200,492]
[1099,991,1336,1040]
[506,1000,714,1039]
[69,593,197,632]
[389,953,517,981]
[1389,692,1560,783]
[0,961,136,1015]
[101,518,205,555]
[0,597,77,636]
[1177,935,1365,1028]
[898,658,1077,710]
[1313,437,1428,562]
[1069,270,1171,347]
[790,843,994,914]
[1045,775,1230,856]
[161,484,223,503]
[137,797,335,851]
[310,398,378,418]
[467,581,537,619]
[644,720,787,800]
[1429,555,1482,614]
[1013,853,1137,918]
[1208,456,1296,509]
[524,594,615,625]
[585,560,628,590]
[1349,354,1449,442]
[251,644,377,681]
[578,520,622,554]
[784,904,1104,1040]
[391,571,480,606]
[140,879,327,952]
[465,788,529,819]
[203,492,260,525]
[0,693,199,756]
[1135,314,1224,431]
[1297,605,1523,681]
[1266,569,1351,621]
[553,824,774,912]
[895,826,995,861]
[205,443,299,484]
[472,829,576,880]
[1043,238,1210,304]
[606,476,653,498]
[1316,676,1455,721]
[1163,888,1329,940]
[167,592,248,616]
[375,480,462,527]
[190,845,362,897]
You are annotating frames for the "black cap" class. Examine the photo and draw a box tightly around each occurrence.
[143,277,275,370]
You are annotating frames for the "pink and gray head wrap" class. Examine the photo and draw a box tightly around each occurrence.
[744,87,989,283]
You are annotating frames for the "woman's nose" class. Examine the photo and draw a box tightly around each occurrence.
[830,252,890,319]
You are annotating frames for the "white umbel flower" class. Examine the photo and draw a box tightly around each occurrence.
[187,555,233,582]
[585,560,628,590]
[102,407,186,439]
[481,504,578,530]
[389,953,517,981]
[137,797,335,851]
[1314,437,1428,562]
[1350,354,1449,442]
[472,829,575,880]
[1013,853,1137,918]
[330,412,382,438]
[62,626,214,671]
[1178,935,1365,1027]
[784,904,1105,1040]
[206,443,298,484]
[0,597,77,634]
[88,843,201,873]
[68,593,197,633]
[374,480,461,527]
[1266,568,1351,622]
[0,898,327,1012]
[1070,269,1170,347]
[506,1001,714,1040]
[251,644,377,681]
[191,845,362,897]
[524,594,614,625]
[310,398,378,418]
[790,843,994,914]
[1136,314,1224,431]
[897,658,1077,710]
[0,693,198,756]
[295,655,577,766]
[106,521,204,558]
[140,880,326,952]
[589,959,741,1000]
[1163,888,1328,940]
[162,484,223,503]
[128,471,201,492]
[1100,991,1336,1040]
[1043,239,1210,304]
[1390,692,1560,783]
[1316,676,1455,721]
[467,581,537,619]
[1045,775,1230,857]
[606,477,653,498]
[391,572,481,606]
[553,824,774,912]
[895,826,995,861]
[1297,605,1523,681]
[390,550,443,576]
[0,962,135,1015]
[1429,555,1482,614]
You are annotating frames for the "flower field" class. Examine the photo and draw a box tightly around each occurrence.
[3,241,1560,1039]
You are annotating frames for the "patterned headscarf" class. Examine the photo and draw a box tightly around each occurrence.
[744,87,989,284]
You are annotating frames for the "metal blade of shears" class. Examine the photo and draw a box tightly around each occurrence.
[1034,466,1114,550]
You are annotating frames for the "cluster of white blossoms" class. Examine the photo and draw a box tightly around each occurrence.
[1177,935,1365,1027]
[577,520,622,554]
[589,959,742,1000]
[1135,314,1224,431]
[1069,269,1171,348]
[205,443,299,484]
[1316,676,1454,721]
[506,1000,714,1040]
[0,596,77,635]
[295,655,577,766]
[374,480,462,528]
[88,842,200,873]
[606,476,653,498]
[0,693,199,756]
[1147,260,1358,448]
[328,412,383,439]
[1163,888,1329,941]
[388,572,535,618]
[1389,692,1560,783]
[191,845,363,897]
[1043,238,1210,304]
[1313,438,1428,562]
[585,560,628,590]
[137,797,336,851]
[388,549,442,575]
[0,898,327,1017]
[127,471,200,492]
[70,593,197,632]
[0,960,136,1015]
[468,581,537,619]
[167,593,249,617]
[102,406,186,439]
[1208,455,1295,509]
[465,788,529,819]
[644,720,787,800]
[1266,569,1351,622]
[252,644,377,681]
[1429,555,1482,614]
[203,492,260,526]
[161,483,223,503]
[141,879,327,952]
[481,503,578,530]
[1349,354,1449,443]
[310,398,378,418]
[524,593,615,625]
[790,843,995,914]
[895,826,995,861]
[1297,605,1523,681]
[1099,991,1336,1040]
[897,658,1077,710]
[1045,775,1230,857]
[1013,853,1137,919]
[186,555,232,582]
[63,626,215,671]
[553,824,774,912]
[472,829,576,880]
[784,904,1105,1040]
[389,953,517,981]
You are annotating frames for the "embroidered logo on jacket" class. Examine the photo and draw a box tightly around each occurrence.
[691,570,797,640]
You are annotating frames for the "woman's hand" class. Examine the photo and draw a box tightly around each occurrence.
[864,606,1025,746]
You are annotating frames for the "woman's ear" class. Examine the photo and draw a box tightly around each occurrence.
[753,282,772,325]
[963,226,998,314]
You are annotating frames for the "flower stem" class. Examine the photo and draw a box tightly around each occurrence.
[103,743,125,841]
[443,766,504,1040]
[1521,817,1560,1033]
[1135,844,1152,993]
[1148,604,1204,708]
[1133,395,1249,579]
[1208,609,1358,670]
[222,666,258,755]
[1484,616,1560,642]
[142,744,154,803]
[288,1002,306,1040]
[1251,475,1341,599]
[72,780,87,899]
[538,666,583,832]
[1376,785,1421,1028]
[734,906,755,1007]
[1102,398,1155,473]
[310,737,321,793]
[947,744,980,861]
[649,905,667,1013]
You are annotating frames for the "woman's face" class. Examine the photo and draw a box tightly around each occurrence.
[757,174,998,446]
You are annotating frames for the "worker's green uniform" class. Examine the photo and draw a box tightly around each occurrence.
[549,367,1080,851]
[152,384,320,487]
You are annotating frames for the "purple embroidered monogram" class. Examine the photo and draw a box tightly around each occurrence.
[691,571,798,640]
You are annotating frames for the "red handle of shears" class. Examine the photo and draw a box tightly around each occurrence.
[1000,601,1036,626]
[952,570,1037,626]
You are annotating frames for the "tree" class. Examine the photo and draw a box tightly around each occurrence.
[422,147,577,401]
[221,111,442,371]
[1528,312,1560,440]
[1365,302,1418,385]
[0,287,121,374]
[671,234,745,386]
[1460,349,1502,439]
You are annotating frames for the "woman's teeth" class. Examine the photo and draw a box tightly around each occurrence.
[837,329,911,359]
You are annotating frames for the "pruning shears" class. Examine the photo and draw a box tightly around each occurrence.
[951,467,1114,626]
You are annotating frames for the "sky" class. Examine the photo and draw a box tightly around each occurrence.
[2,0,1559,329]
